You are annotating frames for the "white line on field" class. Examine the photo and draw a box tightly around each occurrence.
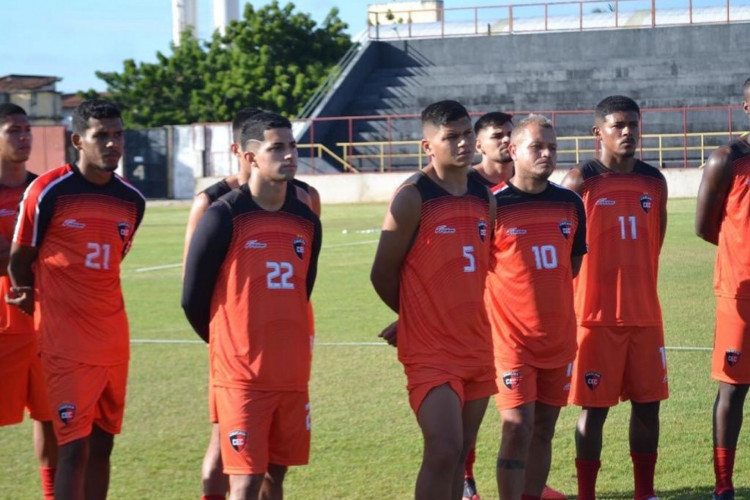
[132,240,379,273]
[129,339,714,351]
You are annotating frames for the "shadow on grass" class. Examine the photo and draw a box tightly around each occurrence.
[591,486,750,499]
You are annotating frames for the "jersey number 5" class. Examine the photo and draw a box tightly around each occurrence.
[463,246,476,272]
[267,261,295,289]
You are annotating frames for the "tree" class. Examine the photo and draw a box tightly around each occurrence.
[89,1,352,128]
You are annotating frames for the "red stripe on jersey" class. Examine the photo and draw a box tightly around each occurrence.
[14,166,74,247]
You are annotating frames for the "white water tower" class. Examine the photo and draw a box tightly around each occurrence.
[172,0,239,45]
[214,0,239,35]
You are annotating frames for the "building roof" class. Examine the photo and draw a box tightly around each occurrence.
[61,93,84,109]
[0,74,61,92]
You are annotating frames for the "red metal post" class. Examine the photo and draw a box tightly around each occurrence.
[475,7,478,35]
[682,108,688,167]
[545,4,549,31]
[580,2,583,31]
[651,0,656,27]
[387,117,393,171]
[309,120,315,173]
[509,5,514,33]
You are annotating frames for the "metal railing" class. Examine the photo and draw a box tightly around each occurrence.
[297,143,359,173]
[367,0,750,40]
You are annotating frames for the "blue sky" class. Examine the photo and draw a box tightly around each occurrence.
[1,0,558,93]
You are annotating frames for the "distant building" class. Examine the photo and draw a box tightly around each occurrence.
[0,74,62,126]
[368,1,444,25]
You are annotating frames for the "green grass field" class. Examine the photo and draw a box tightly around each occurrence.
[0,198,746,499]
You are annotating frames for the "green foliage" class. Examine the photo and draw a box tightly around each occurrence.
[92,1,352,128]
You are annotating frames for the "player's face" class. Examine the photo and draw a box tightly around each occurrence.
[423,117,475,169]
[74,117,124,171]
[0,114,32,163]
[249,127,297,182]
[595,111,640,158]
[476,123,513,164]
[509,124,557,181]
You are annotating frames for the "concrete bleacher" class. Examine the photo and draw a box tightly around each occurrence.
[302,19,750,170]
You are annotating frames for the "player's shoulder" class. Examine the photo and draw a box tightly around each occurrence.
[291,177,311,193]
[576,159,605,180]
[202,179,232,204]
[467,167,494,188]
[548,181,585,204]
[633,160,666,182]
[112,173,147,205]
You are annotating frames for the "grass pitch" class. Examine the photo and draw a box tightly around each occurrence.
[0,198,746,499]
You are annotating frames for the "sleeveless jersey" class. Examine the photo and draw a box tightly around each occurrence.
[573,159,666,326]
[207,184,321,391]
[13,164,145,364]
[715,139,750,299]
[203,178,309,205]
[0,172,37,335]
[397,173,494,368]
[468,168,495,188]
[486,181,586,367]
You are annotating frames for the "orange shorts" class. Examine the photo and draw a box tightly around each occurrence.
[216,387,310,475]
[0,335,52,425]
[42,354,128,446]
[494,360,572,411]
[404,363,497,414]
[712,296,750,384]
[208,381,218,423]
[569,325,669,407]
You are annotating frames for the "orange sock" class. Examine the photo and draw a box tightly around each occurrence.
[40,467,55,500]
[714,447,736,494]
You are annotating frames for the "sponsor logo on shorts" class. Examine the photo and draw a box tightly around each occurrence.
[563,382,571,392]
[0,208,16,217]
[293,237,306,260]
[640,194,653,213]
[506,227,527,236]
[58,403,76,425]
[726,349,742,367]
[117,221,132,241]
[595,198,616,206]
[62,219,86,229]
[244,239,267,249]
[229,430,248,453]
[434,225,456,234]
[585,371,602,391]
[559,221,572,239]
[477,220,488,242]
[502,371,522,390]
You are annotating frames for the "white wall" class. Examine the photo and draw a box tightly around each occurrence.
[192,168,702,202]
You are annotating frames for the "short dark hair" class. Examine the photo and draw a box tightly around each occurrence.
[231,107,263,143]
[240,112,292,148]
[474,111,513,135]
[72,99,121,134]
[0,103,27,124]
[743,78,750,98]
[421,100,470,128]
[594,95,640,122]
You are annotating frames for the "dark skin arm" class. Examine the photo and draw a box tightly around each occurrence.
[560,167,583,195]
[659,178,669,249]
[370,184,422,345]
[571,255,583,278]
[7,242,38,315]
[696,146,733,245]
[0,234,11,277]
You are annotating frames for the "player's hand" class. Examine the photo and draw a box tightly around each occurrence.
[6,286,34,316]
[378,321,397,347]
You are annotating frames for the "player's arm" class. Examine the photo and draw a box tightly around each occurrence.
[370,184,422,313]
[0,234,11,276]
[7,243,38,315]
[181,204,232,342]
[308,185,321,217]
[659,177,668,249]
[306,216,323,298]
[183,192,211,265]
[696,146,733,245]
[571,197,588,278]
[560,167,584,195]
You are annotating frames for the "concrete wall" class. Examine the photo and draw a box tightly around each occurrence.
[195,168,703,203]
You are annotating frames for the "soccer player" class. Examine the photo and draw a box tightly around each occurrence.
[695,77,750,500]
[8,99,145,500]
[487,115,586,500]
[562,96,668,500]
[469,111,514,188]
[0,103,57,499]
[371,100,496,500]
[183,108,321,500]
[182,111,321,500]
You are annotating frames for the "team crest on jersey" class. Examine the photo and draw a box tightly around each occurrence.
[58,403,76,425]
[502,371,522,390]
[293,237,306,260]
[640,194,653,213]
[477,220,488,242]
[726,349,742,367]
[585,371,602,390]
[118,221,133,241]
[559,221,572,239]
[229,430,248,453]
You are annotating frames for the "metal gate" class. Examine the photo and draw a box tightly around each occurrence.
[123,128,168,198]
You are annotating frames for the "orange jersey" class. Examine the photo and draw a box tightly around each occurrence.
[0,173,36,335]
[573,160,666,326]
[397,173,494,368]
[13,164,145,365]
[486,181,586,367]
[714,139,750,299]
[183,184,322,391]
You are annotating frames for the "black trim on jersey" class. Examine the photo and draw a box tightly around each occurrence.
[729,137,750,163]
[496,181,587,257]
[468,168,495,188]
[291,178,311,193]
[577,158,666,182]
[181,182,322,343]
[409,171,491,204]
[202,179,232,204]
